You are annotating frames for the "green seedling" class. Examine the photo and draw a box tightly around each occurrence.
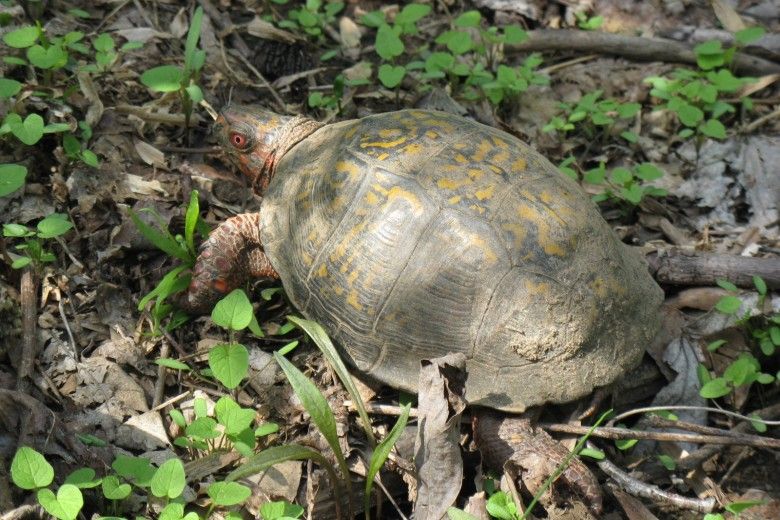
[3,213,73,271]
[579,161,667,205]
[544,89,641,143]
[645,27,764,143]
[276,0,344,40]
[0,163,27,197]
[140,6,205,130]
[575,11,604,30]
[133,190,207,335]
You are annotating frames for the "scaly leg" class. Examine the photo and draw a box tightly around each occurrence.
[182,213,278,313]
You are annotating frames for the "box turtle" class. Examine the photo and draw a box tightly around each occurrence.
[185,106,664,414]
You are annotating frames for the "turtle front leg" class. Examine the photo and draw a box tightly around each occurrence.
[473,410,603,516]
[182,213,278,313]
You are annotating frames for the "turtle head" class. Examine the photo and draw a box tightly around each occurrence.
[215,106,297,193]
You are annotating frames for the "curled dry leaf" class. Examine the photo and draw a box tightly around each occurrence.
[133,139,167,169]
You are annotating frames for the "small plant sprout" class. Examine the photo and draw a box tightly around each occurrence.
[3,213,74,271]
[581,161,667,206]
[140,6,206,131]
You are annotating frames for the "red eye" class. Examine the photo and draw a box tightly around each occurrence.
[230,132,248,149]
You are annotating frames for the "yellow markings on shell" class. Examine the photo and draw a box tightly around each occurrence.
[475,185,495,201]
[372,183,388,195]
[365,191,380,205]
[517,203,566,257]
[454,143,467,150]
[334,286,344,295]
[590,275,626,298]
[471,140,493,162]
[317,264,328,277]
[470,235,497,263]
[336,160,360,177]
[469,204,486,214]
[438,177,471,190]
[402,143,423,155]
[539,190,553,204]
[455,153,469,164]
[492,136,509,148]
[347,290,363,311]
[386,186,422,212]
[301,251,313,266]
[501,222,527,249]
[448,195,462,204]
[511,158,527,172]
[468,168,484,180]
[344,125,358,139]
[377,152,390,161]
[379,128,403,138]
[360,136,408,149]
[425,130,439,139]
[492,149,510,164]
[523,279,550,296]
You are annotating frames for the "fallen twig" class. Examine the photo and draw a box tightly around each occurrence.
[509,30,780,76]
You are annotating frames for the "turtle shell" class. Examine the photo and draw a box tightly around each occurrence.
[260,109,663,412]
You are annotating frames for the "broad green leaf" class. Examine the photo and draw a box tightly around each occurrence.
[700,119,726,139]
[208,481,251,507]
[395,3,431,26]
[635,163,664,181]
[27,44,68,69]
[0,163,27,196]
[260,500,304,520]
[699,377,731,399]
[715,295,741,314]
[64,468,100,489]
[10,113,44,145]
[377,63,405,88]
[753,275,767,295]
[657,454,676,470]
[725,499,766,514]
[447,508,481,520]
[37,213,73,238]
[184,189,199,255]
[209,343,249,389]
[211,289,253,330]
[215,396,256,435]
[156,358,190,371]
[226,444,334,483]
[101,475,131,500]
[716,279,738,292]
[150,458,186,499]
[11,447,54,489]
[111,455,155,487]
[0,78,22,99]
[4,26,39,48]
[186,417,220,440]
[375,23,404,60]
[454,10,481,27]
[37,485,83,520]
[128,208,190,262]
[503,25,527,44]
[734,27,765,45]
[141,65,183,92]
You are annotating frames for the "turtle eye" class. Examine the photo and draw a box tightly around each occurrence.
[229,131,250,150]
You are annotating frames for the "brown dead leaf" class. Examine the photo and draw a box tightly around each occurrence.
[247,16,300,44]
[169,7,190,39]
[709,0,745,31]
[611,488,660,520]
[77,72,104,128]
[339,16,362,60]
[116,411,170,450]
[413,353,467,520]
[134,139,167,168]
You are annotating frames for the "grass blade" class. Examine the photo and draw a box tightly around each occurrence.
[364,403,410,520]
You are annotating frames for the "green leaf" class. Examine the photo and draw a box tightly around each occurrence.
[364,404,410,514]
[753,275,767,295]
[443,30,472,54]
[700,119,726,139]
[64,468,100,489]
[503,25,527,44]
[37,485,83,520]
[707,339,727,352]
[255,422,280,437]
[620,184,645,205]
[378,63,405,88]
[615,438,638,450]
[749,414,767,433]
[725,499,766,514]
[609,167,632,185]
[128,208,190,262]
[578,447,605,460]
[447,508,481,520]
[716,279,738,292]
[635,163,664,181]
[156,358,190,371]
[260,500,305,520]
[10,113,44,145]
[288,316,376,445]
[215,396,256,435]
[226,444,335,483]
[723,356,758,386]
[375,24,404,60]
[93,33,114,52]
[186,417,220,440]
[140,65,184,93]
[699,377,731,399]
[185,83,203,103]
[454,10,481,27]
[395,3,431,26]
[111,455,155,487]
[37,213,73,238]
[676,102,704,127]
[0,78,22,99]
[183,7,204,77]
[4,26,39,48]
[211,289,253,331]
[209,343,249,389]
[657,454,676,471]
[715,295,741,314]
[11,447,54,489]
[734,27,765,45]
[150,458,186,499]
[208,481,252,506]
[486,490,518,520]
[27,44,68,69]
[360,11,385,28]
[0,163,27,197]
[274,352,348,479]
[101,475,131,500]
